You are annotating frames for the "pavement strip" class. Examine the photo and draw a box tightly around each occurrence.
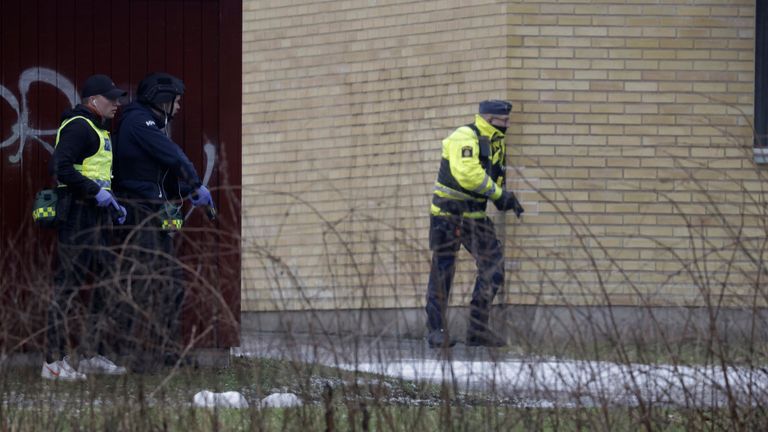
[236,332,768,408]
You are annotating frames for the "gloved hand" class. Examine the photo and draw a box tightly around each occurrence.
[115,204,127,225]
[95,188,117,208]
[493,191,525,218]
[96,188,127,224]
[190,185,214,207]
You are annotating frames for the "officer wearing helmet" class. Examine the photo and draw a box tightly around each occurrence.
[114,72,210,204]
[112,72,214,371]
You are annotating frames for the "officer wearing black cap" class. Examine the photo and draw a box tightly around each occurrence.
[43,74,129,380]
[425,99,524,349]
[112,72,214,371]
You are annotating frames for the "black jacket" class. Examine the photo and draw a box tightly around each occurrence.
[113,101,201,202]
[52,105,108,199]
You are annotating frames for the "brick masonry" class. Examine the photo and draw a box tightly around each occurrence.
[242,1,762,313]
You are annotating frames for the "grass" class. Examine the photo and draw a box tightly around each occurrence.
[0,356,444,431]
[3,355,766,431]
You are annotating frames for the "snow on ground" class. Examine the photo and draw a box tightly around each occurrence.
[236,332,768,408]
[341,357,768,407]
[194,390,250,409]
[261,392,303,408]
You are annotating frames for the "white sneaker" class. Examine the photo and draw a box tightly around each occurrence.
[77,354,127,375]
[41,358,86,381]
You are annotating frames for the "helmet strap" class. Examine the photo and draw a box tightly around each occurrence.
[148,101,175,122]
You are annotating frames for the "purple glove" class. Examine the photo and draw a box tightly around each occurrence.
[115,204,127,225]
[95,188,117,208]
[96,188,127,224]
[190,186,213,207]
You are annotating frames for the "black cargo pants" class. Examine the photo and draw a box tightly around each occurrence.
[46,197,119,362]
[425,215,504,334]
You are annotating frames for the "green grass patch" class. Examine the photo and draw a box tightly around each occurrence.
[2,356,766,431]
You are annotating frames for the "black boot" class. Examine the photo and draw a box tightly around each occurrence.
[466,329,507,347]
[427,329,458,348]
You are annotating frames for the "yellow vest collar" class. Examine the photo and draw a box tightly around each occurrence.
[474,114,504,138]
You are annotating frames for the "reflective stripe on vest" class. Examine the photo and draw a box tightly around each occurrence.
[55,116,113,189]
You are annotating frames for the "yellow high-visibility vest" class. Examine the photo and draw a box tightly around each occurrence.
[431,115,506,218]
[55,116,113,189]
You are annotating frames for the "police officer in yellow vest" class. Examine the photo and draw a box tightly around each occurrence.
[42,75,129,380]
[426,100,524,348]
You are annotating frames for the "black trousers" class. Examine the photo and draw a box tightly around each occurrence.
[114,199,185,367]
[45,199,118,362]
[425,215,504,334]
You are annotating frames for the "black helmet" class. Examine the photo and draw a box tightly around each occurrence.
[137,72,184,105]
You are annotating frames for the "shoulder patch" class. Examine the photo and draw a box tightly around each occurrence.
[461,146,473,158]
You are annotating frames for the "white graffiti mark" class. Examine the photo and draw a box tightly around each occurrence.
[184,141,217,221]
[202,141,216,186]
[0,67,77,163]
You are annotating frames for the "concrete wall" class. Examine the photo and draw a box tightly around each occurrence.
[242,1,765,318]
[242,305,768,347]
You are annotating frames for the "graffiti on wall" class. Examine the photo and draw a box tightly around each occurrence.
[0,67,77,163]
[1,67,219,188]
[201,141,216,186]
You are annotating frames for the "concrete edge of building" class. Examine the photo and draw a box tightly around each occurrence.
[242,305,768,346]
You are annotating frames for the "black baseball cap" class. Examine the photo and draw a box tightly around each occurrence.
[81,74,127,100]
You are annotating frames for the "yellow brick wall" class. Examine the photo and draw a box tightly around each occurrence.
[242,0,762,312]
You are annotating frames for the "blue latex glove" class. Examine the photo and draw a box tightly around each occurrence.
[95,188,117,208]
[190,186,214,207]
[115,204,127,225]
[95,188,127,224]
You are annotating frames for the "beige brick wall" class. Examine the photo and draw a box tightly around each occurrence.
[242,0,763,312]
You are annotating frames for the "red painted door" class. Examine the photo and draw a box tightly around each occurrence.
[0,0,241,351]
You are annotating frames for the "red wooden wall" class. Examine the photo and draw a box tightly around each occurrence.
[0,0,242,351]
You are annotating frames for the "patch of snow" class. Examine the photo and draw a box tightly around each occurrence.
[261,392,303,408]
[339,359,768,407]
[193,390,249,409]
[235,335,768,407]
